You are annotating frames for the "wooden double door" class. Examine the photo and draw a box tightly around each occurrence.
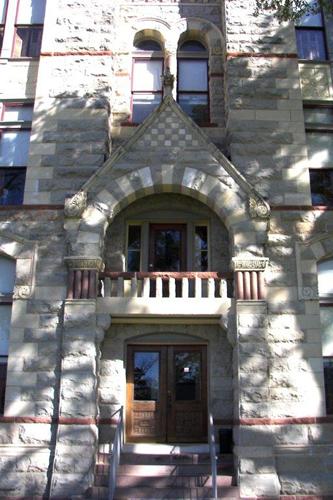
[126,345,207,443]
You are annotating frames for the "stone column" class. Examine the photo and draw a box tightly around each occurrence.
[232,258,281,497]
[49,258,108,498]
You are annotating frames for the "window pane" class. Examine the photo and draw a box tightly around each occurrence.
[304,108,333,125]
[0,361,7,415]
[195,226,208,251]
[324,358,333,414]
[14,27,43,57]
[318,260,333,296]
[178,94,209,124]
[3,105,33,121]
[307,133,333,168]
[0,131,30,166]
[310,169,333,206]
[0,256,16,294]
[179,40,207,52]
[17,0,46,24]
[0,168,26,205]
[320,307,333,356]
[135,40,162,51]
[175,351,201,401]
[296,29,326,60]
[0,306,11,356]
[133,60,162,91]
[178,60,208,91]
[134,352,159,401]
[296,1,323,27]
[0,0,6,24]
[128,225,141,250]
[132,94,161,123]
[0,28,4,52]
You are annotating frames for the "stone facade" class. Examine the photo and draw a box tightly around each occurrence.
[0,0,333,497]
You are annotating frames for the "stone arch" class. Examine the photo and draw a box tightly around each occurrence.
[66,164,269,263]
[130,17,171,49]
[173,17,224,56]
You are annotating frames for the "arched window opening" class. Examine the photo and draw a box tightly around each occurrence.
[0,255,15,415]
[177,39,209,125]
[131,36,164,124]
[318,258,333,414]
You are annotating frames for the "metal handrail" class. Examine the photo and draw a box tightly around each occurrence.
[108,406,124,500]
[208,411,218,500]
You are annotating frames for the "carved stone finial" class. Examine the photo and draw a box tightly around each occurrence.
[162,67,175,96]
[64,191,87,218]
[248,194,270,220]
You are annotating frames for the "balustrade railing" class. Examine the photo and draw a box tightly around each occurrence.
[99,271,233,299]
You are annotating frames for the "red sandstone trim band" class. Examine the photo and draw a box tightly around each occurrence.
[1,416,333,425]
[41,51,114,57]
[227,51,297,59]
[0,205,64,210]
[271,205,333,211]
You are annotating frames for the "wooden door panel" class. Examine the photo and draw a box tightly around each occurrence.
[126,345,207,443]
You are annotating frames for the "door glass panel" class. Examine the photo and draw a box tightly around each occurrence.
[134,351,159,401]
[154,229,182,271]
[175,351,201,401]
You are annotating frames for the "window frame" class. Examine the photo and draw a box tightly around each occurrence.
[12,23,43,58]
[304,103,333,207]
[0,254,16,415]
[295,5,328,61]
[177,43,210,126]
[0,100,33,205]
[0,0,8,53]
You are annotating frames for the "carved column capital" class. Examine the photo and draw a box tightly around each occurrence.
[64,191,87,218]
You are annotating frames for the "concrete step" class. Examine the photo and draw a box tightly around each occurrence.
[117,452,233,465]
[113,485,240,499]
[95,472,234,488]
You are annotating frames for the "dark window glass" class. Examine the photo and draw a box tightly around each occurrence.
[132,94,162,123]
[194,225,208,271]
[304,107,333,125]
[127,225,141,271]
[175,351,201,401]
[179,40,207,52]
[134,352,159,401]
[324,358,333,414]
[0,360,7,415]
[296,29,327,60]
[13,26,43,57]
[0,27,4,52]
[135,39,162,51]
[310,169,333,206]
[0,168,26,205]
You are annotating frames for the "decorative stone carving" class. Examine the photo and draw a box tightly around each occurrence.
[232,258,269,272]
[13,285,32,299]
[64,257,104,271]
[64,191,87,218]
[248,195,270,219]
[162,67,175,96]
[92,201,112,219]
[192,173,207,191]
[299,286,319,300]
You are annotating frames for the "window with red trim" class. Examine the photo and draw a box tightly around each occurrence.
[318,258,333,414]
[0,255,16,415]
[12,0,45,57]
[177,40,209,125]
[131,39,163,124]
[0,101,32,205]
[0,0,8,52]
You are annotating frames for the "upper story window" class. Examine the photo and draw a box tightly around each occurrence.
[131,38,163,124]
[318,258,333,414]
[296,2,327,60]
[306,105,333,206]
[0,0,7,52]
[0,255,16,415]
[13,0,45,57]
[0,101,33,205]
[177,40,209,125]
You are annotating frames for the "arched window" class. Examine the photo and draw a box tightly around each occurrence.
[177,39,209,125]
[0,255,15,414]
[131,38,164,123]
[318,258,333,414]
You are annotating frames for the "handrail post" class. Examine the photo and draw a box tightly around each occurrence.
[208,411,218,500]
[108,406,124,500]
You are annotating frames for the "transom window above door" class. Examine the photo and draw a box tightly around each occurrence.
[127,222,209,272]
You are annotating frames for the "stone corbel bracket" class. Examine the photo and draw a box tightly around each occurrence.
[248,194,271,220]
[64,191,87,218]
[232,258,269,300]
[64,257,104,300]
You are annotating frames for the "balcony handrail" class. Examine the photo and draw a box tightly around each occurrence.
[208,411,218,500]
[108,406,124,500]
[100,271,233,279]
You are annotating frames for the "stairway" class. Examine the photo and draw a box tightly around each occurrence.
[92,443,240,499]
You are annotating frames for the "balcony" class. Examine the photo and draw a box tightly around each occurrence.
[97,271,233,318]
